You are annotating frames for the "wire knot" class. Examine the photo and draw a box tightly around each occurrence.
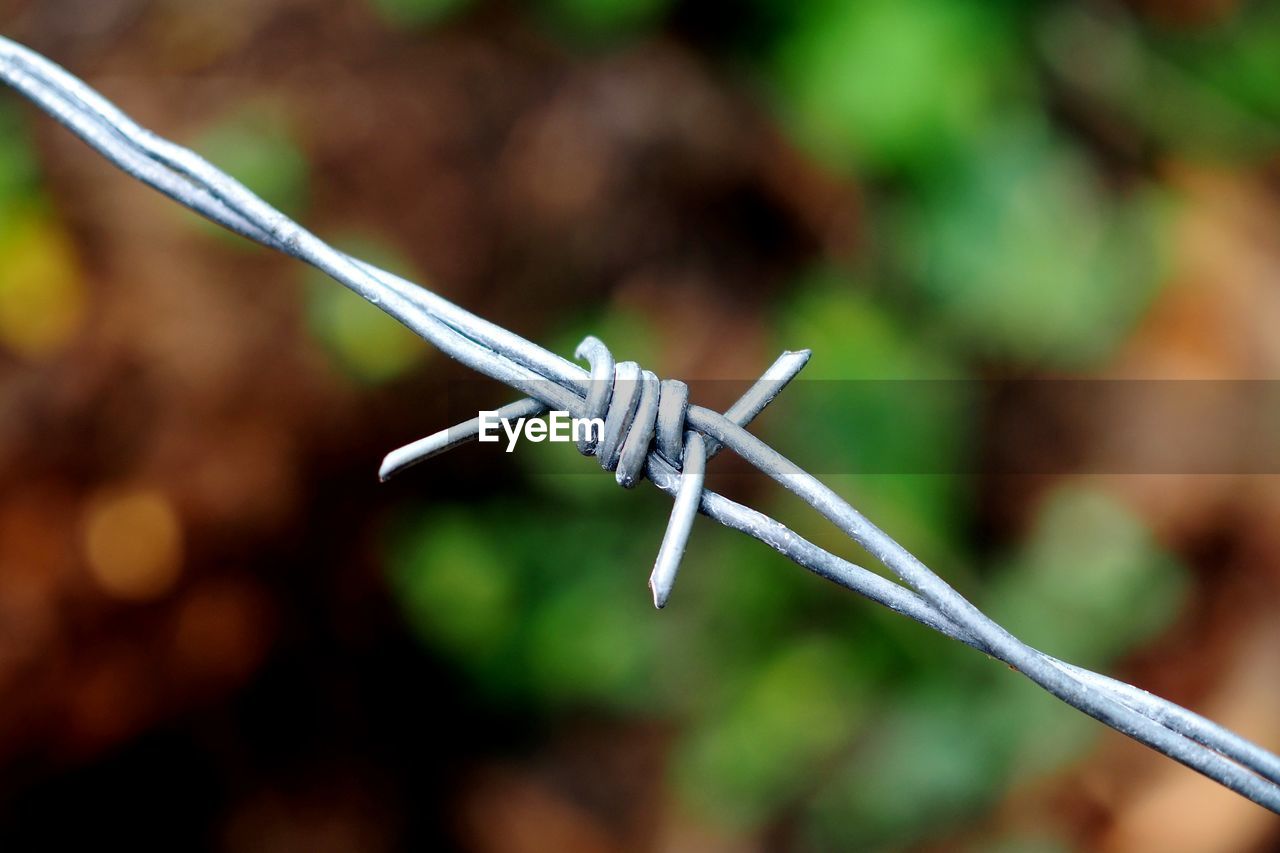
[379,334,810,608]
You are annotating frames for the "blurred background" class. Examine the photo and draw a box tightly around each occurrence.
[0,0,1279,849]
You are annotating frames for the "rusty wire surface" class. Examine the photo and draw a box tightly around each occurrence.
[1,33,1278,813]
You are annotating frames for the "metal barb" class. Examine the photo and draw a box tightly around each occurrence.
[378,397,548,482]
[5,33,1280,813]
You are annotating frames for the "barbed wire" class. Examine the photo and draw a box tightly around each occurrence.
[2,33,1278,813]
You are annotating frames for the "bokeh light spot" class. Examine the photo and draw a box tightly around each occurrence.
[82,489,184,602]
[0,211,86,358]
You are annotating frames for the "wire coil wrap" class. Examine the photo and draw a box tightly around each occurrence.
[574,337,690,489]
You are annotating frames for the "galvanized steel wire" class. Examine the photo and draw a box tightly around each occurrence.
[3,34,1279,812]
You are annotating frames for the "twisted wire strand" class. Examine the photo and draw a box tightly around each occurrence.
[3,34,1280,810]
